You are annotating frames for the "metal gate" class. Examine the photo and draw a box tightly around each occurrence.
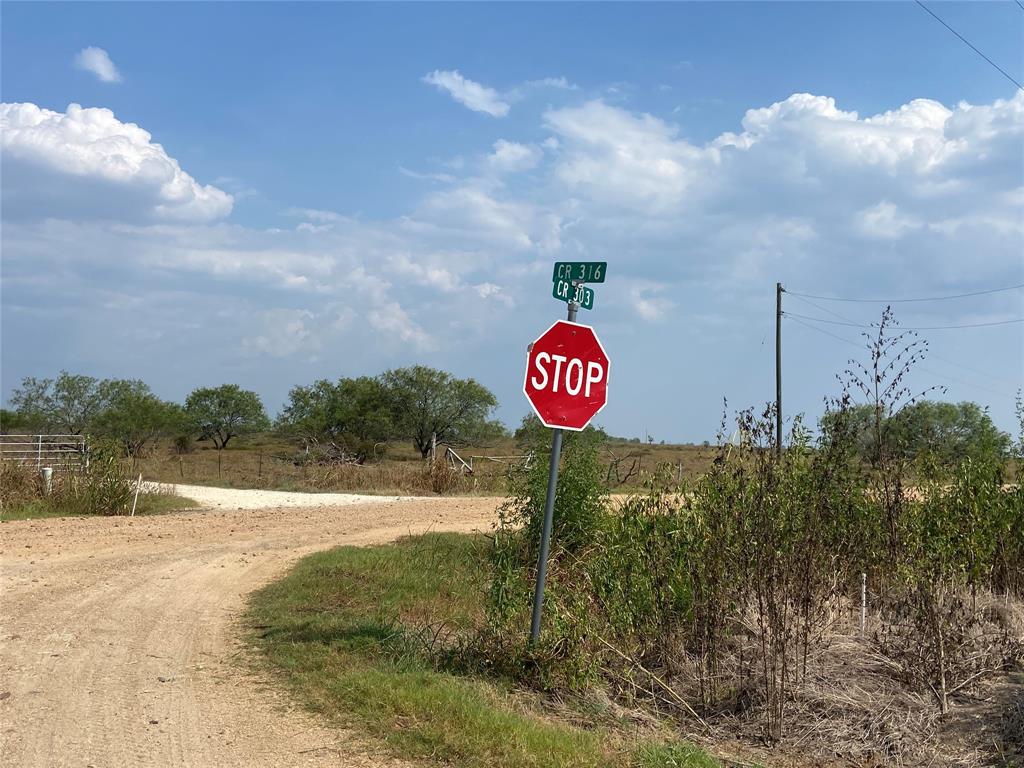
[0,434,88,470]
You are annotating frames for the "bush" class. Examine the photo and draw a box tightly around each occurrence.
[0,460,42,507]
[478,400,1024,748]
[0,441,137,517]
[483,428,610,688]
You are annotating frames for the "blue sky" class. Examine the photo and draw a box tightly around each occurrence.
[2,1,1022,441]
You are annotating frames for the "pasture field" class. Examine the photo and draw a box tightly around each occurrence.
[133,433,717,495]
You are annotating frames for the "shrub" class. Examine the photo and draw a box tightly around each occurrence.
[0,441,136,516]
[478,399,1024,746]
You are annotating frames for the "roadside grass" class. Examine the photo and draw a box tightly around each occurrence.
[0,492,198,521]
[635,743,723,768]
[247,533,720,768]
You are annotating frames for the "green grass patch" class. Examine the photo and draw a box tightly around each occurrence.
[635,743,723,768]
[248,533,720,768]
[0,492,198,521]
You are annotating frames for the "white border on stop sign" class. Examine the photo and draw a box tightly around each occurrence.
[522,319,610,432]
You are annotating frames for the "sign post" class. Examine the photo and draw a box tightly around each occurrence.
[524,265,610,644]
[530,304,573,646]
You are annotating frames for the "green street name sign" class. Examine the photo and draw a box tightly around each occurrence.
[552,261,607,283]
[553,279,594,310]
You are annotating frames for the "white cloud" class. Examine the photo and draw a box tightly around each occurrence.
[286,207,346,223]
[544,100,705,212]
[399,166,456,183]
[406,182,561,252]
[626,282,674,321]
[422,70,510,117]
[73,47,121,83]
[2,89,1021,429]
[368,302,435,350]
[856,201,919,239]
[242,309,318,358]
[487,140,541,173]
[522,76,578,91]
[0,102,232,221]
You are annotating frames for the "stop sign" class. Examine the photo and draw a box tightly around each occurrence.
[524,320,610,431]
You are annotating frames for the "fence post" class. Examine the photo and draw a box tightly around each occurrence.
[37,435,42,470]
[860,572,867,635]
[130,474,143,517]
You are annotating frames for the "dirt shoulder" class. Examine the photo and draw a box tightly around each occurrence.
[146,482,415,509]
[0,493,501,767]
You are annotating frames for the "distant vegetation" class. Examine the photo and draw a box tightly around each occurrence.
[276,366,505,461]
[1,334,1017,498]
[2,366,506,463]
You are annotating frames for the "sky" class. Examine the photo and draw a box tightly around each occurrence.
[2,1,1022,442]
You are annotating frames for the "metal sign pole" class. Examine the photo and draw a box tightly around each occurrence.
[529,297,578,644]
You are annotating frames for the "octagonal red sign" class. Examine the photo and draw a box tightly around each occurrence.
[524,320,610,431]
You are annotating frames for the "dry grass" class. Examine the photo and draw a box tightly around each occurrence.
[0,459,43,507]
[0,458,196,518]
[653,595,1024,768]
[134,435,717,496]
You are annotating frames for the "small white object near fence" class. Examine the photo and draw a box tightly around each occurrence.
[0,434,88,471]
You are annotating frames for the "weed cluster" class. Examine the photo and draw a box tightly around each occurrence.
[479,398,1023,763]
[0,441,137,516]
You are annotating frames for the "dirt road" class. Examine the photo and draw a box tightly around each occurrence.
[0,489,502,767]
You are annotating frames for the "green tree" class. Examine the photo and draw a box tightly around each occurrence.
[890,400,1011,462]
[277,376,393,461]
[380,366,503,457]
[93,380,184,458]
[820,400,1011,465]
[0,408,34,433]
[184,384,269,450]
[9,372,109,434]
[513,412,607,450]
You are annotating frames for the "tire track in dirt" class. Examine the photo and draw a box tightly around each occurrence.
[0,495,500,767]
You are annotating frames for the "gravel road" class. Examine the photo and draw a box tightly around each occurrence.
[0,490,502,767]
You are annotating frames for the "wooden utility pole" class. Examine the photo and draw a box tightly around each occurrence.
[776,282,783,458]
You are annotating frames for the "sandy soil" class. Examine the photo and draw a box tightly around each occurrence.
[0,491,502,767]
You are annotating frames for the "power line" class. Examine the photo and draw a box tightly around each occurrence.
[915,1,1024,91]
[927,349,1022,390]
[782,311,1024,330]
[1016,1,1024,13]
[785,292,861,324]
[786,315,863,350]
[785,315,1018,400]
[782,290,1015,387]
[786,299,1022,387]
[785,283,1024,304]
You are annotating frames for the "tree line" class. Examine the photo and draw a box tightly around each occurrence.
[2,369,1013,466]
[1,367,505,461]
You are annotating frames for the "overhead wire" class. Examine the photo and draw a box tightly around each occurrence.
[785,292,861,324]
[785,283,1024,303]
[914,1,1024,91]
[782,311,1024,330]
[785,296,1022,387]
[784,315,1019,400]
